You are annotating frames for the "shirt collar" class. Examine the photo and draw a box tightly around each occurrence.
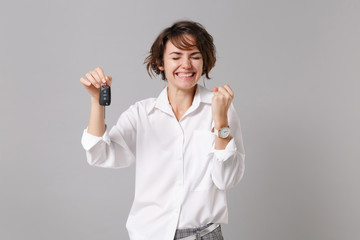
[146,84,213,116]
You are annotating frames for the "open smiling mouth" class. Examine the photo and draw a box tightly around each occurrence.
[176,72,195,78]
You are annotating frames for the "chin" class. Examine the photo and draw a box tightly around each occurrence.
[173,81,199,91]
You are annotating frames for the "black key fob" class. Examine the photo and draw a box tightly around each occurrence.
[99,85,111,106]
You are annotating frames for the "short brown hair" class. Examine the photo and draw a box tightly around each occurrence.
[145,20,216,80]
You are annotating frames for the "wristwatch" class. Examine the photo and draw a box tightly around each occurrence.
[212,126,230,138]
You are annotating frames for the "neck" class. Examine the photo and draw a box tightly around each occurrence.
[167,84,197,120]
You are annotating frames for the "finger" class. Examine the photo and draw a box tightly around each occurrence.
[213,87,218,92]
[105,76,112,86]
[90,70,102,86]
[95,67,106,84]
[86,72,100,88]
[80,77,91,87]
[223,84,234,98]
[217,86,232,99]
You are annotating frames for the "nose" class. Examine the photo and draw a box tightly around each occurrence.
[181,58,191,69]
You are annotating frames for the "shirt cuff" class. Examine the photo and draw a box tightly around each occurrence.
[210,137,237,162]
[81,125,111,151]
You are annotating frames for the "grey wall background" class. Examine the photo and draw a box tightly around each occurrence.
[0,0,359,239]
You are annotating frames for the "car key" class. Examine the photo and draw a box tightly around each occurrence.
[99,84,111,106]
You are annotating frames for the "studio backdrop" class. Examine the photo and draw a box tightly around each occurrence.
[0,0,359,239]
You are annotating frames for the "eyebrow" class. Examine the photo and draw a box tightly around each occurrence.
[169,51,202,56]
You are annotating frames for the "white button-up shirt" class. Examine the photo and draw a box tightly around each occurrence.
[81,84,245,240]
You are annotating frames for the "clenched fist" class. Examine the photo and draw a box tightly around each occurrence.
[80,67,112,99]
[212,84,234,129]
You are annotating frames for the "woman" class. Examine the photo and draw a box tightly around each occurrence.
[80,20,245,240]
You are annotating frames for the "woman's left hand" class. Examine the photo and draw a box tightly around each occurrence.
[212,84,234,128]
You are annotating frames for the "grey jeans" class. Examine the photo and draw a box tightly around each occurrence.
[174,223,224,240]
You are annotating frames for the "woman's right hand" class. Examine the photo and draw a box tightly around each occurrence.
[80,67,112,99]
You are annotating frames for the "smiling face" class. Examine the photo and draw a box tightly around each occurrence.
[159,35,203,91]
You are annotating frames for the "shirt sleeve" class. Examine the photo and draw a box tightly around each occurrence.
[210,103,246,190]
[80,104,138,169]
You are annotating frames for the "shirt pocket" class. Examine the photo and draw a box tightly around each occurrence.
[188,130,215,191]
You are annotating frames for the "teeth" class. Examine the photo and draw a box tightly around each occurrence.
[177,73,193,77]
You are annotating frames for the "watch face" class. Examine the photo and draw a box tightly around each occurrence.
[219,127,230,138]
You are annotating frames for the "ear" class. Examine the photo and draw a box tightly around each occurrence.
[158,65,164,71]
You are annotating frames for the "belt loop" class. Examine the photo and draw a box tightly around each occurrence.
[196,230,201,240]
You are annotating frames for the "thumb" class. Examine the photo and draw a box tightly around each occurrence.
[106,76,112,86]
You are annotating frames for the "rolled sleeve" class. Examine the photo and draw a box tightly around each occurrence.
[210,137,237,162]
[81,125,111,151]
[80,103,138,169]
[210,103,245,190]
